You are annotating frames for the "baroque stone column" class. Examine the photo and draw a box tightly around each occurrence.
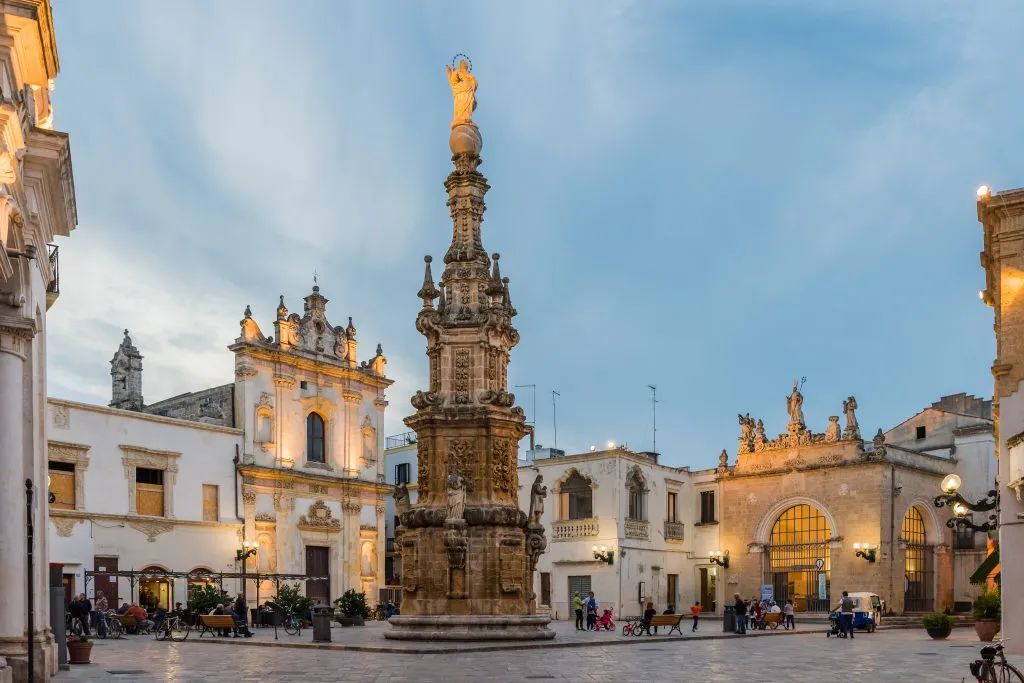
[342,499,362,593]
[386,85,551,641]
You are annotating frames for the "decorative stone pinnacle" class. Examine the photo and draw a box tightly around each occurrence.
[346,316,357,336]
[244,304,252,318]
[418,255,440,306]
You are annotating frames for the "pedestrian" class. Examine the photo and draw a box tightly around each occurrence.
[690,601,702,632]
[585,592,598,631]
[572,592,584,631]
[839,591,855,639]
[784,599,795,630]
[733,593,747,635]
[642,601,657,635]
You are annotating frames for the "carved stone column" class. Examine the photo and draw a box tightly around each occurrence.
[274,492,296,573]
[375,501,386,600]
[343,393,362,476]
[342,499,362,593]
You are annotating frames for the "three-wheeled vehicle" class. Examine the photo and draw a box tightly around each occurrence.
[826,592,881,637]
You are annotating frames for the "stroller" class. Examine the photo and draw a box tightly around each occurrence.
[594,609,616,631]
[826,611,848,638]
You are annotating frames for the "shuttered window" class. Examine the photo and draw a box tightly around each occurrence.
[49,461,76,510]
[137,467,165,517]
[202,484,219,522]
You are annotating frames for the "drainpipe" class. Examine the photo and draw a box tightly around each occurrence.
[234,446,242,521]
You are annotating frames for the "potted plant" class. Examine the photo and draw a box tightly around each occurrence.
[922,613,955,639]
[272,583,313,626]
[67,633,93,664]
[334,589,370,626]
[973,589,1001,642]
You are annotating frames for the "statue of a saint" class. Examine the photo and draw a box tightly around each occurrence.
[786,380,805,427]
[528,474,547,525]
[738,414,753,441]
[842,396,860,439]
[825,416,841,442]
[446,59,477,130]
[445,468,466,521]
[393,482,411,517]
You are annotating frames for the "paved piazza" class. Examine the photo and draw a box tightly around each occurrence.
[56,621,1023,682]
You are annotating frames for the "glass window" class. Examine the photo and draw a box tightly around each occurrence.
[395,463,410,485]
[626,469,647,521]
[699,491,716,524]
[667,492,677,522]
[306,412,326,463]
[136,467,165,517]
[560,473,592,520]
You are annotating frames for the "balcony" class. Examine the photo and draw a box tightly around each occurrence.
[625,518,649,540]
[385,431,417,450]
[664,520,685,542]
[552,518,599,541]
[45,244,58,309]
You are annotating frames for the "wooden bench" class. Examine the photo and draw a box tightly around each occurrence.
[761,612,782,630]
[112,614,145,634]
[645,614,685,636]
[198,614,237,638]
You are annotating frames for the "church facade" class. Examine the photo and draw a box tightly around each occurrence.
[47,285,393,610]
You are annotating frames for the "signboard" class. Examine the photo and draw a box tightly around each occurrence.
[818,573,827,600]
[760,584,773,602]
[815,558,824,570]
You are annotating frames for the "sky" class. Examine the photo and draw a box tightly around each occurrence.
[44,1,1024,471]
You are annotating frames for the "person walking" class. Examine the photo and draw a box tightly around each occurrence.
[690,601,702,632]
[585,592,598,631]
[733,594,747,635]
[839,591,856,639]
[572,592,584,631]
[784,599,795,630]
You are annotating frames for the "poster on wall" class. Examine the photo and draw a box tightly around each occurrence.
[818,573,827,600]
[760,584,773,602]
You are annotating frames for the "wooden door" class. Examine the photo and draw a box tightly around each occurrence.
[94,556,118,605]
[305,546,330,606]
[540,572,551,606]
[667,574,678,611]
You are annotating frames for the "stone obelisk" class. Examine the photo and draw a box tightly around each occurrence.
[386,59,552,641]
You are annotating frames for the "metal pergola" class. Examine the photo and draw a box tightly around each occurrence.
[83,569,329,608]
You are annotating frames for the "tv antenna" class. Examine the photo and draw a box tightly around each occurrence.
[648,384,658,454]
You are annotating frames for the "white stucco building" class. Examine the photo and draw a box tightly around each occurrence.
[47,286,394,614]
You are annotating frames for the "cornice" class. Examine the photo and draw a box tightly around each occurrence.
[237,463,390,496]
[48,509,242,531]
[118,444,181,459]
[46,398,243,436]
[230,343,393,389]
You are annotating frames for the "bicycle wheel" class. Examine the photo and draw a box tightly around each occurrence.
[170,621,190,642]
[284,619,299,636]
[997,662,1024,683]
[108,619,122,639]
[621,624,632,636]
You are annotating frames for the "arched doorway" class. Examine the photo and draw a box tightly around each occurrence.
[903,506,933,612]
[187,568,216,602]
[764,504,831,612]
[139,565,172,609]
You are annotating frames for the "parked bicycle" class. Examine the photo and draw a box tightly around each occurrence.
[968,643,1024,682]
[153,613,190,642]
[621,617,644,637]
[64,612,84,638]
[282,611,302,636]
[104,613,123,640]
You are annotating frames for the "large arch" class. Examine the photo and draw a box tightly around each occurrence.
[753,495,840,546]
[900,498,945,544]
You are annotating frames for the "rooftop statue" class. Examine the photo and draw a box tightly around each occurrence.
[446,58,477,130]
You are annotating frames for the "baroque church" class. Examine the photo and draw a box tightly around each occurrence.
[47,284,393,610]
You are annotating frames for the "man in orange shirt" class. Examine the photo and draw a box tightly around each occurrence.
[127,603,154,634]
[690,601,703,632]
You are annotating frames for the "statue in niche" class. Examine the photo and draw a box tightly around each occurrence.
[445,467,466,521]
[528,474,547,525]
[842,396,860,440]
[786,380,805,428]
[393,482,411,518]
[446,59,477,129]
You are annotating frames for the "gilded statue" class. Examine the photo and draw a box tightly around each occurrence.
[786,380,805,428]
[446,59,477,130]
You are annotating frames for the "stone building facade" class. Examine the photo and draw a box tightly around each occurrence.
[48,285,394,614]
[0,1,79,680]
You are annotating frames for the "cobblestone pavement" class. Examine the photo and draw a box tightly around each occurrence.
[57,622,1022,682]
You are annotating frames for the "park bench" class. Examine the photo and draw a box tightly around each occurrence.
[198,614,237,638]
[112,614,146,635]
[761,612,782,630]
[646,614,685,636]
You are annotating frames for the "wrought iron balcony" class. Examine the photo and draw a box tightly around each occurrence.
[625,518,649,540]
[664,520,685,541]
[551,518,599,541]
[385,431,417,450]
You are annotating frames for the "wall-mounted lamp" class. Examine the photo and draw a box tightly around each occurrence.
[934,472,998,533]
[236,540,258,562]
[709,550,729,568]
[852,543,877,563]
[592,544,614,565]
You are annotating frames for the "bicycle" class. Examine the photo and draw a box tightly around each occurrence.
[282,612,302,636]
[969,643,1024,682]
[65,612,84,638]
[153,614,191,642]
[105,613,123,640]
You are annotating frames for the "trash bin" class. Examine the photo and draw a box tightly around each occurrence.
[723,605,735,633]
[312,605,332,643]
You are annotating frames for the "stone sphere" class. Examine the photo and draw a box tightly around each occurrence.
[449,124,482,156]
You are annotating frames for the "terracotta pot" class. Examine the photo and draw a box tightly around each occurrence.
[68,641,93,665]
[976,619,1000,642]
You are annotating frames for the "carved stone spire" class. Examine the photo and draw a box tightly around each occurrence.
[110,329,144,411]
[418,255,440,308]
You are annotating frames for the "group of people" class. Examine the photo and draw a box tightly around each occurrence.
[732,594,796,634]
[207,594,253,637]
[572,591,601,630]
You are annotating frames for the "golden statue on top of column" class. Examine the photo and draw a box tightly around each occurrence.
[446,56,477,129]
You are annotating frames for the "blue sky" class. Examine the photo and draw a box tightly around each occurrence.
[45,1,1022,470]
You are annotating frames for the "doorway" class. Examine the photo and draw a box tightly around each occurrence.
[94,556,118,605]
[667,574,679,611]
[305,546,330,605]
[698,567,716,612]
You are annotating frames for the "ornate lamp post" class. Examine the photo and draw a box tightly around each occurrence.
[236,541,258,604]
[592,545,614,565]
[709,550,730,568]
[852,543,877,563]
[933,473,999,533]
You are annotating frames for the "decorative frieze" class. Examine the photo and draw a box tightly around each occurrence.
[664,520,685,541]
[298,499,340,529]
[624,519,649,540]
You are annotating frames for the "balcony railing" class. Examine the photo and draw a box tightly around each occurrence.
[385,431,417,450]
[45,244,59,305]
[552,518,599,541]
[664,520,685,541]
[625,519,650,540]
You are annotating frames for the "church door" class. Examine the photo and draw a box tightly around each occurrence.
[305,546,330,606]
[764,504,831,612]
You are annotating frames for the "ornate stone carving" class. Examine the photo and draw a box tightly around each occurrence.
[309,484,328,495]
[51,516,79,537]
[298,500,340,529]
[843,396,861,441]
[444,520,469,598]
[128,519,175,543]
[446,468,467,521]
[417,440,431,498]
[393,483,411,519]
[52,404,70,429]
[453,348,471,403]
[499,535,523,594]
[528,474,546,525]
[241,485,256,505]
[786,380,805,431]
[258,392,273,407]
[738,413,754,454]
[825,416,841,442]
[254,512,276,523]
[492,438,515,495]
[401,538,418,593]
[342,500,362,513]
[717,449,729,473]
[445,439,474,492]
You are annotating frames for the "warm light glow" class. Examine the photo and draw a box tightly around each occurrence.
[600,545,607,552]
[979,290,986,301]
[953,502,968,518]
[853,542,861,550]
[607,440,616,449]
[589,445,596,452]
[592,545,598,552]
[942,473,962,494]
[977,184,991,198]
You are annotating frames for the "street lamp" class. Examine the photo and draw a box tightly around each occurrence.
[934,472,998,533]
[236,540,258,603]
[592,544,614,565]
[852,543,877,563]
[709,550,730,568]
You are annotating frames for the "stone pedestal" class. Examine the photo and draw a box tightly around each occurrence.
[386,615,554,641]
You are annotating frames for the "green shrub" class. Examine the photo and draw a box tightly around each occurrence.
[186,583,229,615]
[921,613,956,630]
[973,589,1001,620]
[273,583,312,617]
[334,589,370,618]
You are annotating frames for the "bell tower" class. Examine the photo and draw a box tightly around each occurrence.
[110,329,144,411]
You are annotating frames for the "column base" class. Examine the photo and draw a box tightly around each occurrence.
[385,614,554,641]
[0,633,56,683]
